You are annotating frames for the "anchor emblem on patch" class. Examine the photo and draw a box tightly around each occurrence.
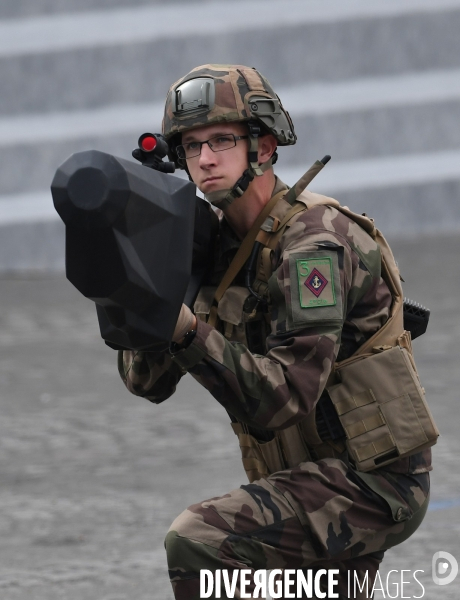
[305,268,328,297]
[296,256,337,308]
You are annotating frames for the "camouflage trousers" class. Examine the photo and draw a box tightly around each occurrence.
[165,458,430,599]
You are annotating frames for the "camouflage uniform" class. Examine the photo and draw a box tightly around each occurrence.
[119,179,431,599]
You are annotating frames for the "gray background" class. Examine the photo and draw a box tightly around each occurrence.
[0,1,459,599]
[1,0,460,269]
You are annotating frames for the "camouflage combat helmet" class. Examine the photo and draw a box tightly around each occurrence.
[162,64,296,208]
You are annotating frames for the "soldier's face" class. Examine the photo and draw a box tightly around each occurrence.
[182,122,249,195]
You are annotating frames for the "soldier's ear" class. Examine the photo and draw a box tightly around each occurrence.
[258,134,278,165]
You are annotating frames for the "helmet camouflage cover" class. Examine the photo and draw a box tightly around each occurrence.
[162,64,297,153]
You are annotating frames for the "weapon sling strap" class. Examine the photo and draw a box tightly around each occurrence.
[207,188,287,328]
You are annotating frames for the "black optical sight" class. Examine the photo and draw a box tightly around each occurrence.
[132,132,176,173]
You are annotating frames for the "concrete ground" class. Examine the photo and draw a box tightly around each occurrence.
[0,233,458,600]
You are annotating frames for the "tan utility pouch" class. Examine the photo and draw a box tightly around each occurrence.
[231,421,314,483]
[327,342,439,472]
[231,423,284,482]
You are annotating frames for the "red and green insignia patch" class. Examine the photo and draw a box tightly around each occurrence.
[296,257,336,308]
[285,250,343,330]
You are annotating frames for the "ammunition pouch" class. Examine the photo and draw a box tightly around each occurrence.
[230,332,438,482]
[327,333,439,472]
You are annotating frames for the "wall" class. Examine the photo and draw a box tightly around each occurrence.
[1,0,460,269]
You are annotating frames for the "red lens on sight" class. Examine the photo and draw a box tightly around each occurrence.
[141,136,157,152]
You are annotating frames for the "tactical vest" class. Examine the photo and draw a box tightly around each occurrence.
[194,189,439,482]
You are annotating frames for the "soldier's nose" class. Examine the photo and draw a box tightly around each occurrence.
[199,143,217,166]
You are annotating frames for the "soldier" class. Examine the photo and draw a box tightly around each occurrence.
[119,65,433,599]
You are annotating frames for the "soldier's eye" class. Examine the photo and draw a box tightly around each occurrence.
[186,141,200,151]
[216,135,233,143]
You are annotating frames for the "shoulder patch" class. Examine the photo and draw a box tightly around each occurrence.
[297,257,336,308]
[286,250,343,330]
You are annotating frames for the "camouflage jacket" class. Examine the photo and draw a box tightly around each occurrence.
[118,178,432,476]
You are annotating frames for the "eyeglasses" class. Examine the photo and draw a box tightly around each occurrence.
[176,134,249,160]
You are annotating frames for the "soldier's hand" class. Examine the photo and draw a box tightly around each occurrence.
[172,304,197,343]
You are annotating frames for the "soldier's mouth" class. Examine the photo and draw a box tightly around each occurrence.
[202,176,222,183]
[202,176,224,188]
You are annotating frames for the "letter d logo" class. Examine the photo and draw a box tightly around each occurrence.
[432,551,458,585]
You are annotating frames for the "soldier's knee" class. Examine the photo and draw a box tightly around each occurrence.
[164,530,184,566]
[165,528,221,574]
[166,506,199,542]
[164,508,204,567]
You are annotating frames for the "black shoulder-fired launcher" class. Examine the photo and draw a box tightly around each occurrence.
[51,133,218,352]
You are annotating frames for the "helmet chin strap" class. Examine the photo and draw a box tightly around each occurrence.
[205,121,273,210]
